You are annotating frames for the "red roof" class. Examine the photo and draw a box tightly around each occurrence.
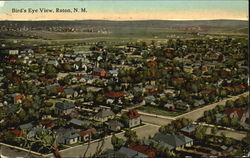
[235,85,246,89]
[15,94,23,100]
[40,121,54,128]
[225,108,246,120]
[11,129,25,137]
[202,66,208,71]
[149,61,157,67]
[79,128,97,137]
[56,87,65,93]
[201,89,215,94]
[166,66,174,70]
[223,87,235,91]
[129,143,157,158]
[127,110,140,119]
[105,92,125,98]
[172,78,186,83]
[10,58,17,62]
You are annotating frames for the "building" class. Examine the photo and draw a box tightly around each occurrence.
[93,68,106,77]
[55,101,75,115]
[164,103,175,111]
[79,128,97,142]
[69,118,92,128]
[107,120,124,132]
[56,128,81,145]
[225,108,249,124]
[180,125,197,136]
[94,109,115,122]
[127,110,141,128]
[128,143,157,158]
[118,147,148,158]
[146,133,193,151]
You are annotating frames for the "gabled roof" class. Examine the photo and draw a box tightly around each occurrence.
[95,109,115,118]
[164,103,175,108]
[107,120,124,128]
[180,125,197,133]
[11,129,25,137]
[79,128,97,137]
[127,110,140,119]
[105,92,125,98]
[152,133,193,150]
[19,122,33,130]
[235,84,246,89]
[55,101,75,110]
[64,88,74,95]
[93,68,105,72]
[119,147,148,158]
[172,78,186,83]
[201,89,215,94]
[70,118,91,127]
[129,143,157,158]
[225,108,246,119]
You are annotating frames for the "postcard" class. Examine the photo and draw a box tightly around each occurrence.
[0,0,249,158]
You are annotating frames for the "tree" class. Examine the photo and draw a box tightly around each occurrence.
[124,129,138,145]
[211,126,218,135]
[45,65,57,78]
[221,116,230,126]
[111,135,125,151]
[120,113,129,128]
[95,94,105,104]
[195,126,207,141]
[225,100,234,108]
[230,117,239,127]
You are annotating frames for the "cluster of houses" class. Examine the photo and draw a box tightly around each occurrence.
[0,37,248,154]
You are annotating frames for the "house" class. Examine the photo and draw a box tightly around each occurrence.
[55,101,75,115]
[145,85,157,93]
[225,108,249,124]
[144,95,156,105]
[106,120,124,132]
[146,133,193,151]
[19,122,33,131]
[93,68,106,77]
[79,128,97,142]
[109,69,119,77]
[27,125,48,139]
[194,99,205,107]
[105,92,125,98]
[11,129,25,137]
[118,147,148,158]
[127,110,141,128]
[47,59,59,67]
[175,101,190,110]
[94,109,115,122]
[128,143,157,158]
[164,103,175,111]
[180,125,197,136]
[56,128,81,145]
[70,118,92,128]
[40,120,54,129]
[64,88,78,98]
[12,93,23,104]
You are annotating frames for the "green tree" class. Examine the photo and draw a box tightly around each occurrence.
[124,129,138,145]
[111,135,125,151]
[120,113,129,128]
[211,126,218,135]
[45,65,57,78]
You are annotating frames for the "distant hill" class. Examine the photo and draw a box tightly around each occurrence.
[0,19,248,29]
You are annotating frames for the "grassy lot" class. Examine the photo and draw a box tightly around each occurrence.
[137,106,185,117]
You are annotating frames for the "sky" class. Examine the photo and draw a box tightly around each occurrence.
[0,1,248,21]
